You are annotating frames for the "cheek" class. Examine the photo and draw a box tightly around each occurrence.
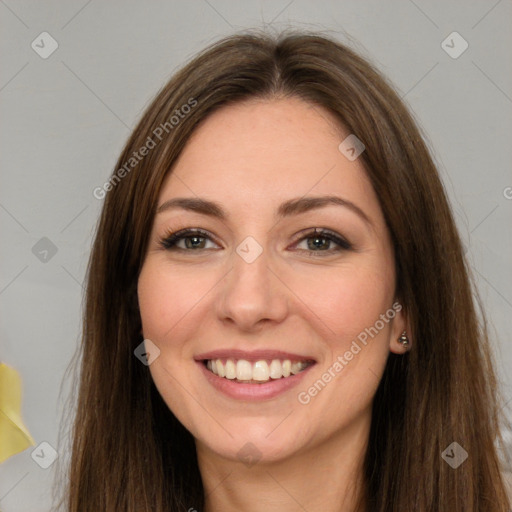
[292,258,395,346]
[137,261,211,431]
[293,263,395,427]
[137,261,211,347]
[138,267,169,340]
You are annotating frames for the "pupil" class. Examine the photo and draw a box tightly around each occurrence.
[308,236,328,250]
[186,236,204,249]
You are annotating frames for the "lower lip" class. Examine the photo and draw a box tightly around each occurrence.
[197,361,315,401]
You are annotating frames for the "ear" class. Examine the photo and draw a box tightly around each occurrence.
[388,299,411,355]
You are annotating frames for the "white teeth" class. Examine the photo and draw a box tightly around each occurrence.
[282,359,291,377]
[236,360,252,381]
[291,361,307,375]
[269,359,282,379]
[206,358,312,382]
[216,359,225,378]
[253,361,269,381]
[225,359,236,379]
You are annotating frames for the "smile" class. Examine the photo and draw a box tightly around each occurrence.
[204,358,314,383]
[195,349,317,400]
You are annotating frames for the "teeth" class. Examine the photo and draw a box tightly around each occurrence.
[216,360,225,378]
[225,359,236,379]
[291,361,306,375]
[236,360,252,381]
[282,359,291,377]
[205,358,311,382]
[253,361,269,381]
[269,359,282,379]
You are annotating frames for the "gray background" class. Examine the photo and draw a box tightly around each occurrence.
[1,1,511,510]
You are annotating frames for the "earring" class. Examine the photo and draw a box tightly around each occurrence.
[398,331,410,348]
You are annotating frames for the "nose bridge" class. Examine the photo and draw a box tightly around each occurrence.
[216,234,288,330]
[233,234,271,288]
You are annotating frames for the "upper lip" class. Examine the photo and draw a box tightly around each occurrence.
[194,349,316,363]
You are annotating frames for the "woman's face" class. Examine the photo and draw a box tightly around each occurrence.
[138,97,407,464]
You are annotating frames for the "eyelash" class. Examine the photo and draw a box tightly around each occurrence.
[159,227,352,255]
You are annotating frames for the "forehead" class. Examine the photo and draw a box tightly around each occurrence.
[158,97,382,225]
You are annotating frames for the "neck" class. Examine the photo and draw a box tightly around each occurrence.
[196,410,370,512]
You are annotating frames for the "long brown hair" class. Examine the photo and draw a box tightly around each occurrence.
[56,29,511,511]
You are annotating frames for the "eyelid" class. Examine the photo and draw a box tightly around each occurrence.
[159,226,352,254]
[289,227,352,252]
[159,227,221,250]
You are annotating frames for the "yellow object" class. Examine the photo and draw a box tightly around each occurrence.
[0,362,36,463]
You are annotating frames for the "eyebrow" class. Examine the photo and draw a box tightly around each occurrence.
[156,195,373,226]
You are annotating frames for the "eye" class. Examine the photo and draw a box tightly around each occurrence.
[159,227,352,255]
[292,228,352,255]
[159,228,219,251]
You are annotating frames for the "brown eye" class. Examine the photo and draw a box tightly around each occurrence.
[293,228,352,255]
[160,229,219,251]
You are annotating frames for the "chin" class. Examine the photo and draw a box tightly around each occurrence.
[195,419,308,466]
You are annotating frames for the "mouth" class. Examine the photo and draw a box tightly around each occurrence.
[202,357,315,384]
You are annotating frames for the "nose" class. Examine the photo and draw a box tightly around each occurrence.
[215,240,289,333]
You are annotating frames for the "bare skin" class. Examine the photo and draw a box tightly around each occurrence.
[137,97,409,511]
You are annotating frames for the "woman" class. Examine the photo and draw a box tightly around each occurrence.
[60,30,511,511]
